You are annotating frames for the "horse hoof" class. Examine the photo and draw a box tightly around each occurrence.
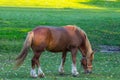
[59,72,64,75]
[59,70,64,75]
[30,73,38,78]
[38,73,45,78]
[72,74,79,77]
[30,74,38,78]
[72,72,79,77]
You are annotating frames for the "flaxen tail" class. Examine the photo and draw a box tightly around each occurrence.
[15,31,34,69]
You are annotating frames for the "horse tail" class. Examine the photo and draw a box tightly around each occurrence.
[15,31,34,68]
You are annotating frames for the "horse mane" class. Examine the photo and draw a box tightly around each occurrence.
[80,29,93,57]
[63,25,77,31]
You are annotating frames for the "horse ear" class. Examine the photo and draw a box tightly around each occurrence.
[91,51,94,55]
[90,51,94,58]
[90,51,95,59]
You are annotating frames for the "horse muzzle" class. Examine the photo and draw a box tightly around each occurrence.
[84,70,92,74]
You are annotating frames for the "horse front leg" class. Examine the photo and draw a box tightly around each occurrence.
[58,51,67,74]
[71,48,79,77]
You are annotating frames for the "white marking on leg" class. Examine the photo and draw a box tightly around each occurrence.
[30,68,37,78]
[72,63,79,76]
[58,59,64,74]
[38,67,45,77]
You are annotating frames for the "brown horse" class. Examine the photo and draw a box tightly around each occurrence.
[15,25,94,78]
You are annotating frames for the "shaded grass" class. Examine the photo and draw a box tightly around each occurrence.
[80,1,120,9]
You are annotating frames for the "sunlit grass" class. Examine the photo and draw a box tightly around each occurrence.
[0,0,102,9]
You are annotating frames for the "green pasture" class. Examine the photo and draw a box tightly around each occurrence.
[0,1,120,80]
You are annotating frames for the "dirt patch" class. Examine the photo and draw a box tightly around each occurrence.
[99,45,120,53]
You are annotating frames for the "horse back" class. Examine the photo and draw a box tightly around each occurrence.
[47,27,71,52]
[31,26,84,52]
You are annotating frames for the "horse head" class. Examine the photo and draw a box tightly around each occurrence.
[81,51,94,74]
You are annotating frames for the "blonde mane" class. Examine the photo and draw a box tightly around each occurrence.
[63,25,77,31]
[81,30,93,57]
[75,25,93,57]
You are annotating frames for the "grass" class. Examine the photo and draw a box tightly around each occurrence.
[0,1,120,80]
[1,51,120,80]
[81,1,120,9]
[0,7,120,46]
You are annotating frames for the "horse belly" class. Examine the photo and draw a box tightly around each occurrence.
[47,45,67,52]
[46,41,69,52]
[46,36,70,52]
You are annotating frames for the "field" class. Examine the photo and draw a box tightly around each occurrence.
[0,1,120,80]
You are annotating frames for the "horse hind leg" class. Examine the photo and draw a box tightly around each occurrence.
[30,51,45,78]
[58,51,67,75]
[30,54,38,78]
[36,52,45,78]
